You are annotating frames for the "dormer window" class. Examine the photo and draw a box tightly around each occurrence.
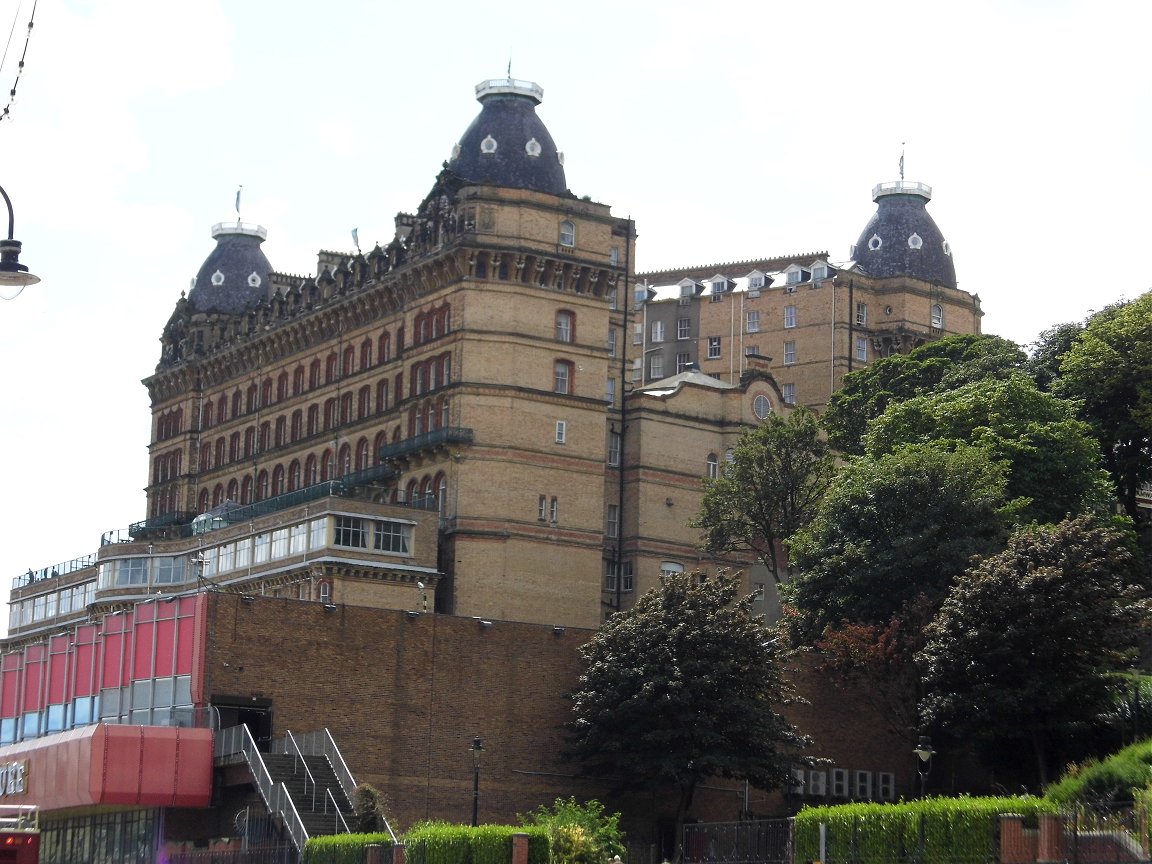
[812,264,828,281]
[786,270,801,285]
[749,274,764,289]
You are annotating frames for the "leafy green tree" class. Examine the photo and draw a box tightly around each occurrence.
[784,445,1010,643]
[864,374,1113,525]
[1025,321,1084,392]
[568,572,807,855]
[1057,292,1152,527]
[917,515,1147,786]
[823,333,1026,454]
[519,798,625,864]
[693,407,835,584]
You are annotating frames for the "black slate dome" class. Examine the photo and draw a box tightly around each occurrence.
[187,223,273,316]
[447,78,568,196]
[852,181,956,289]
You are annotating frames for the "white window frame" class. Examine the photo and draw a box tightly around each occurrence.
[878,772,895,801]
[608,432,621,466]
[676,352,691,373]
[556,311,574,343]
[854,770,873,800]
[559,220,576,247]
[606,504,620,538]
[784,305,797,329]
[784,341,797,365]
[651,320,665,343]
[555,420,567,444]
[931,303,944,329]
[782,383,796,404]
[856,336,868,363]
[707,336,721,359]
[649,354,664,379]
[856,302,868,327]
[832,768,849,797]
[746,310,760,333]
[677,318,691,340]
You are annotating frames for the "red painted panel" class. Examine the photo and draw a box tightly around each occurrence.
[46,650,68,705]
[0,724,213,811]
[19,660,41,713]
[0,665,19,717]
[133,622,156,679]
[176,613,197,675]
[100,632,124,689]
[71,642,95,698]
[154,618,177,678]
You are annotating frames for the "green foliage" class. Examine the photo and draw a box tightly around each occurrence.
[1026,321,1084,392]
[918,516,1148,785]
[568,572,808,835]
[1057,291,1152,526]
[864,374,1112,525]
[793,797,1055,864]
[520,797,624,864]
[823,333,1026,454]
[351,782,392,834]
[404,823,549,864]
[304,832,393,864]
[784,444,1010,642]
[693,407,835,584]
[1045,738,1152,806]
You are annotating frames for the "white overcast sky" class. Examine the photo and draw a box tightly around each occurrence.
[0,0,1148,627]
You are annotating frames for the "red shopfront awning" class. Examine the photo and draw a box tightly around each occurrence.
[0,724,213,812]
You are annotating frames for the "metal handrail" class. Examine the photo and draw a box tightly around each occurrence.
[216,724,309,852]
[324,787,351,834]
[281,730,318,810]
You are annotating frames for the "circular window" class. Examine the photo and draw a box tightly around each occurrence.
[868,234,882,251]
[480,135,497,154]
[525,137,542,157]
[451,143,462,161]
[908,233,923,249]
[211,269,225,286]
[942,240,952,256]
[247,271,262,288]
[753,394,772,420]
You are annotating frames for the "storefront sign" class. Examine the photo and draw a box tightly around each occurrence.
[0,761,27,796]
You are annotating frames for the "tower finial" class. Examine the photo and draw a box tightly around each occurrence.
[899,144,905,181]
[507,56,512,77]
[235,184,243,224]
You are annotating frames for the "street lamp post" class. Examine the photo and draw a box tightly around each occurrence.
[470,736,484,827]
[0,183,39,299]
[914,736,935,798]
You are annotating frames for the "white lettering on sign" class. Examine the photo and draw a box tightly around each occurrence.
[0,761,27,796]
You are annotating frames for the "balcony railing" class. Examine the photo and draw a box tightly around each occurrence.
[379,426,474,462]
[12,554,98,591]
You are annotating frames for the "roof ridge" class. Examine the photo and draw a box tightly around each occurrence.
[637,251,830,279]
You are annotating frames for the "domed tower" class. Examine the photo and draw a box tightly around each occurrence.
[187,222,274,315]
[851,180,956,289]
[446,78,569,196]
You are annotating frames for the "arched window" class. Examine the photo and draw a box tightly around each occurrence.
[212,484,224,507]
[215,437,226,466]
[232,390,243,417]
[416,313,428,345]
[340,392,353,424]
[200,443,212,471]
[290,410,303,442]
[660,561,685,579]
[293,366,305,395]
[305,454,317,486]
[274,416,286,447]
[360,339,373,369]
[197,489,210,513]
[931,303,944,329]
[378,331,391,363]
[289,460,301,491]
[421,476,434,506]
[277,372,289,402]
[706,453,719,479]
[241,476,253,505]
[217,394,228,423]
[244,427,255,458]
[405,478,419,504]
[246,383,259,413]
[440,353,452,388]
[356,438,370,471]
[257,470,269,501]
[321,450,334,482]
[271,465,285,497]
[376,379,389,413]
[342,346,356,376]
[227,479,239,501]
[309,359,322,389]
[229,432,240,462]
[307,404,319,436]
[555,310,575,343]
[203,401,214,429]
[559,219,576,248]
[325,353,338,383]
[261,378,273,407]
[323,399,337,430]
[374,430,388,459]
[435,471,448,516]
[258,422,270,453]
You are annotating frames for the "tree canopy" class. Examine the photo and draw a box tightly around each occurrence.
[784,445,1010,642]
[568,572,807,843]
[693,407,835,584]
[917,515,1148,785]
[1057,292,1152,527]
[823,334,1026,454]
[864,373,1113,525]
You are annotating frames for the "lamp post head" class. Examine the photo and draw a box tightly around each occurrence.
[0,238,38,298]
[471,736,484,764]
[914,736,935,763]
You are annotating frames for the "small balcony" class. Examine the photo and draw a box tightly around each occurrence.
[379,426,474,463]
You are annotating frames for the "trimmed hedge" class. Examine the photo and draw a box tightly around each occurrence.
[794,797,1056,864]
[1045,739,1152,806]
[303,832,393,864]
[405,824,550,864]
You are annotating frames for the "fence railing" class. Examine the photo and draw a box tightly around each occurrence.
[166,844,297,864]
[217,724,309,852]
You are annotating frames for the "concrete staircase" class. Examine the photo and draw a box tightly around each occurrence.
[261,752,353,839]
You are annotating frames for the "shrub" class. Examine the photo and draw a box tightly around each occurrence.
[304,832,393,864]
[1045,739,1152,806]
[519,797,625,864]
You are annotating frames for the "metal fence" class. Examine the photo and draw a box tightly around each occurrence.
[684,819,794,864]
[166,846,297,864]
